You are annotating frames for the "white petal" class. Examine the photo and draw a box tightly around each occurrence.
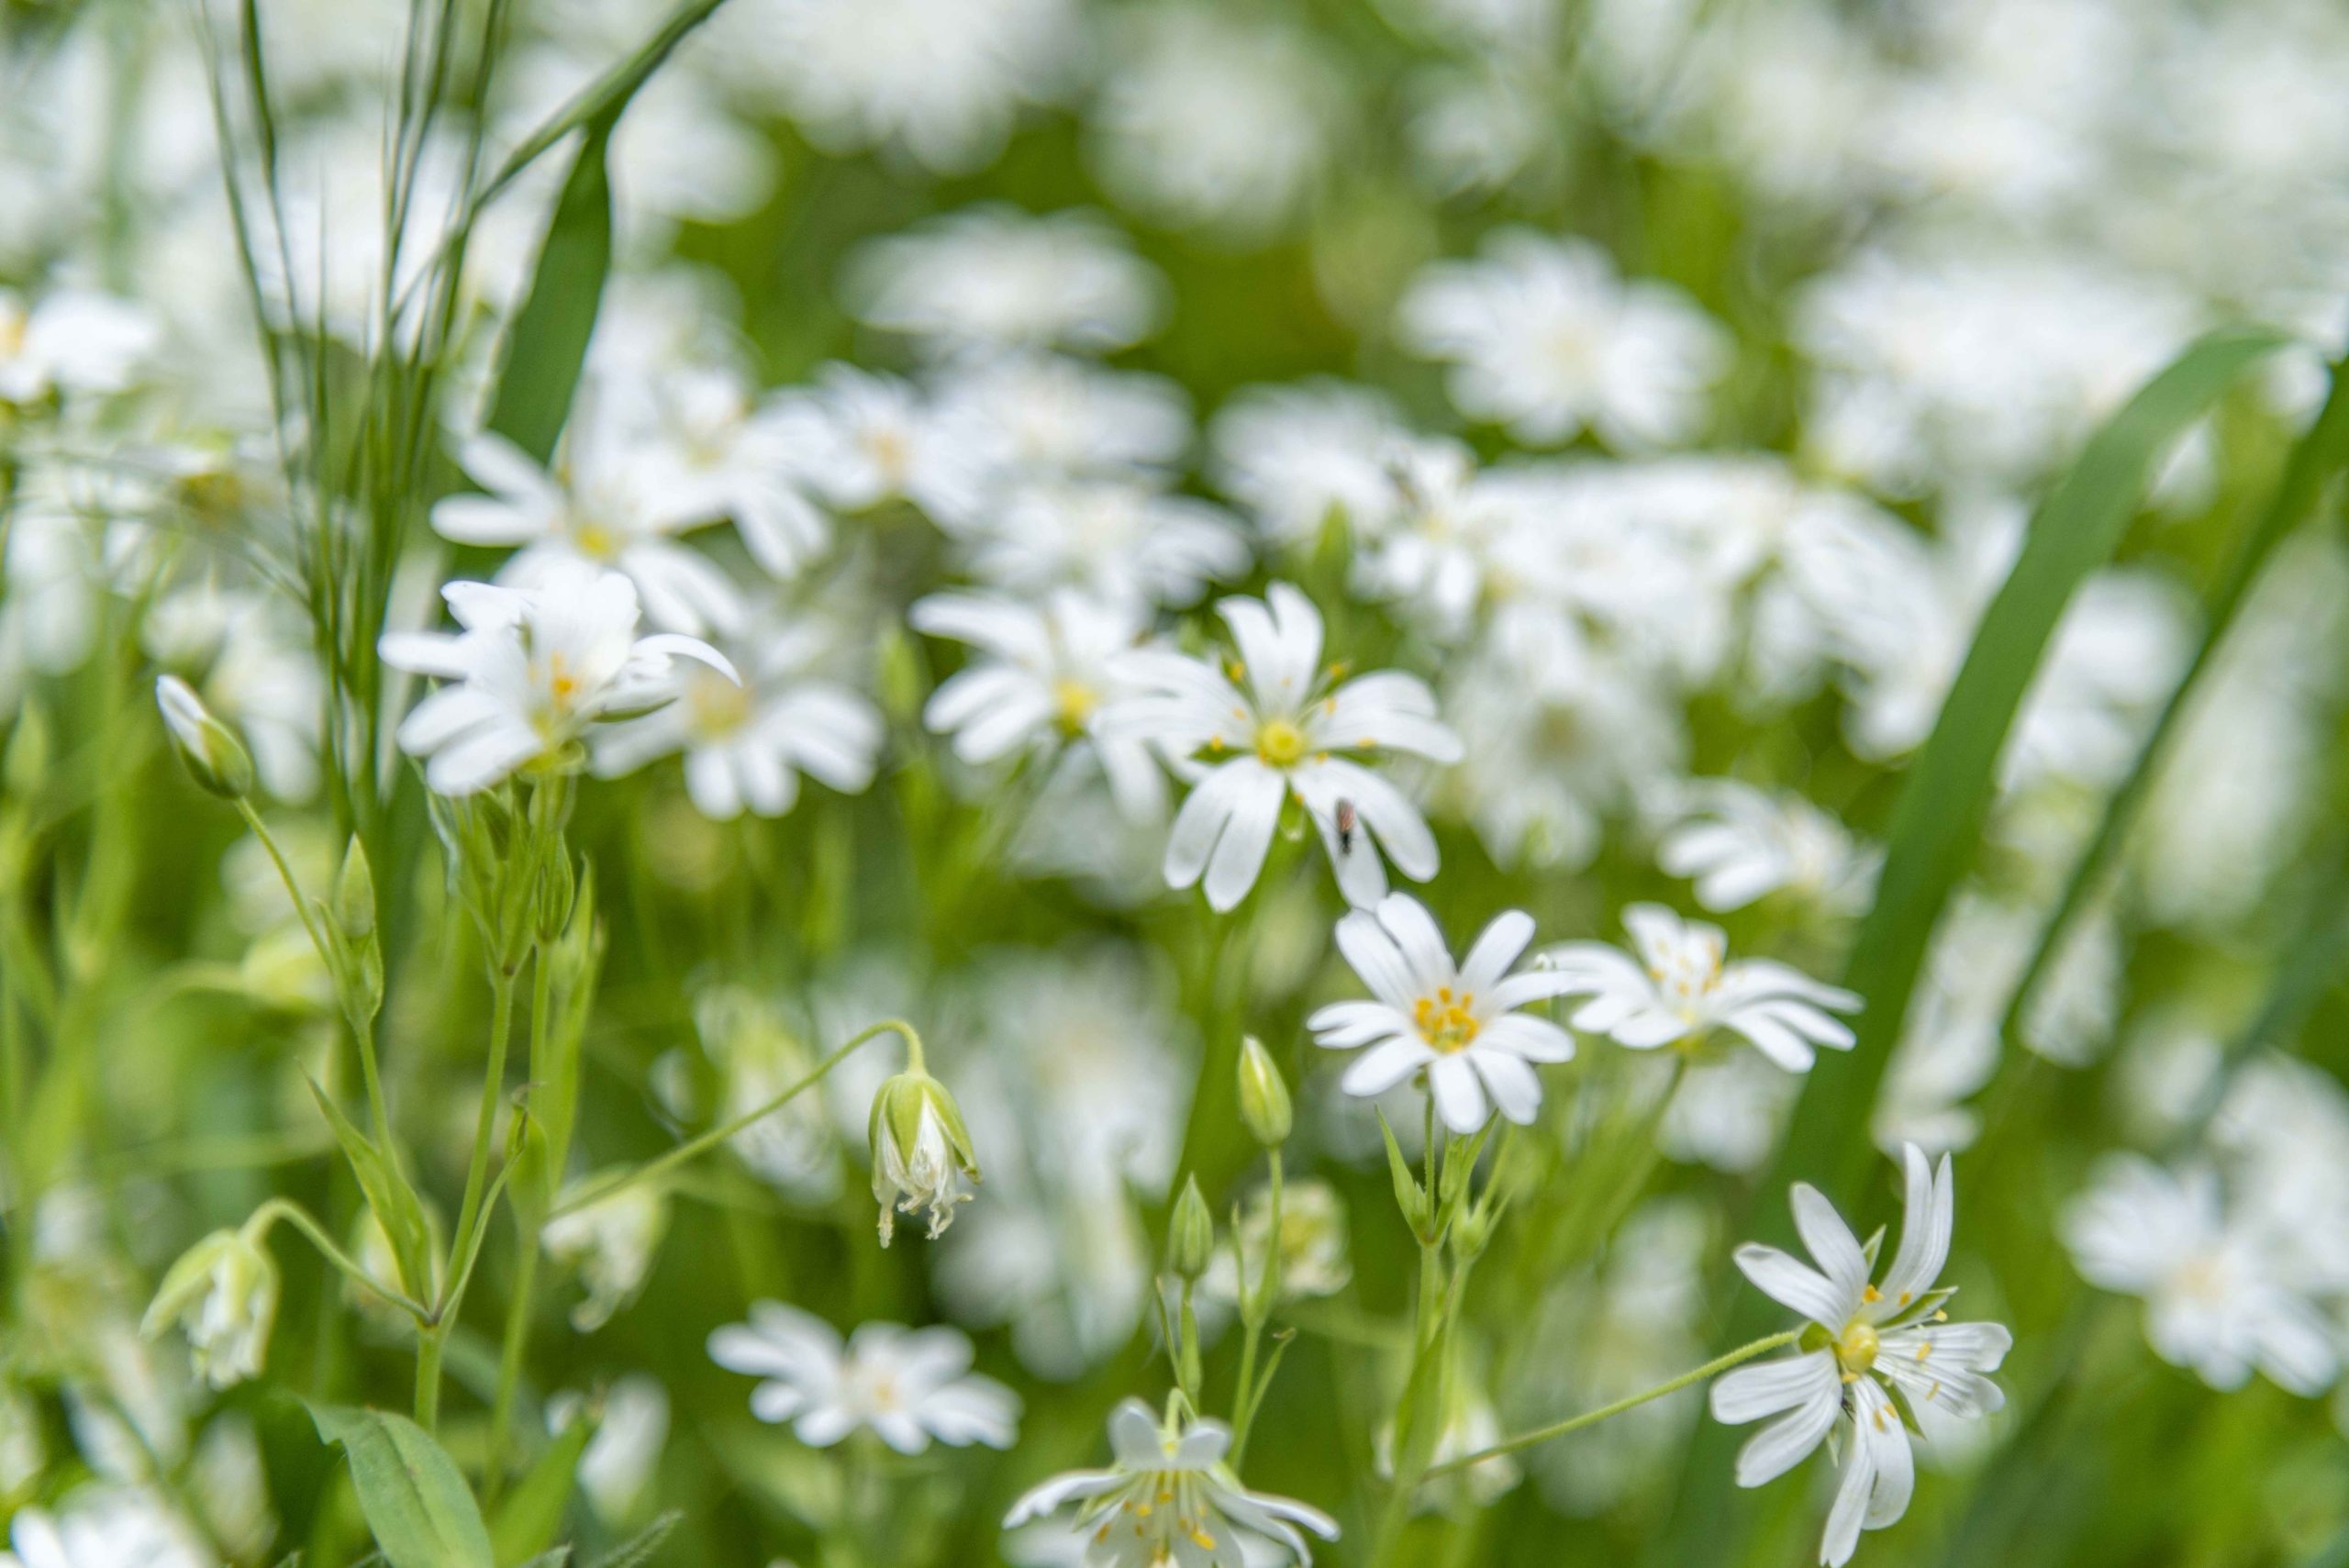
[1734,1242,1854,1329]
[1710,1350,1838,1425]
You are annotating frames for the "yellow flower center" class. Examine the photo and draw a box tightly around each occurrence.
[1836,1321,1880,1375]
[572,518,620,561]
[1413,987,1480,1053]
[1255,717,1308,768]
[685,670,752,738]
[1053,677,1098,735]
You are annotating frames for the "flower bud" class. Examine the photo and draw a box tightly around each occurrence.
[1236,1036,1292,1147]
[332,836,376,941]
[155,675,253,799]
[868,1069,980,1246]
[1168,1174,1214,1282]
[140,1226,278,1388]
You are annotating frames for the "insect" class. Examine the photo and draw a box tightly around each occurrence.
[1334,798,1358,854]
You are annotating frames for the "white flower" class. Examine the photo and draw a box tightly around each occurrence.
[541,1181,670,1332]
[1208,380,1419,543]
[1202,1177,1352,1306]
[1106,584,1462,910]
[1542,904,1859,1071]
[553,1373,669,1525]
[1309,894,1578,1135]
[707,1302,1019,1452]
[718,0,1076,173]
[4,1486,207,1568]
[962,479,1249,611]
[378,564,737,796]
[601,366,831,580]
[1397,230,1730,450]
[848,206,1166,355]
[870,1069,984,1245]
[763,364,990,523]
[139,1228,279,1390]
[0,288,158,403]
[1086,6,1341,239]
[430,429,747,638]
[591,617,882,820]
[912,588,1165,819]
[1657,780,1876,916]
[930,353,1192,482]
[1709,1146,2011,1567]
[2061,1155,2339,1396]
[1004,1396,1340,1568]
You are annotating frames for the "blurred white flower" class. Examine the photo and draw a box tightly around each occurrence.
[718,0,1075,172]
[1542,905,1859,1071]
[431,429,747,639]
[3,1486,207,1568]
[1208,381,1419,544]
[542,1181,670,1332]
[379,565,737,796]
[913,588,1164,820]
[763,365,991,523]
[930,353,1192,482]
[1003,1396,1339,1566]
[708,1303,1019,1452]
[552,1374,670,1525]
[593,616,882,820]
[1202,1178,1351,1306]
[849,206,1165,356]
[2062,1155,2339,1396]
[1087,5,1342,239]
[1711,1146,2010,1568]
[0,287,158,402]
[1657,780,1876,917]
[1309,894,1578,1136]
[1106,584,1462,909]
[1397,230,1730,449]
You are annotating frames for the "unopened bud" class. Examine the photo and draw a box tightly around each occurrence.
[1237,1036,1292,1147]
[155,675,253,799]
[1169,1175,1214,1281]
[333,837,376,941]
[868,1068,980,1247]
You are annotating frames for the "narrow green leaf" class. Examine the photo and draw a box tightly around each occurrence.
[1998,351,2349,1045]
[587,1511,681,1568]
[306,1075,434,1301]
[309,1404,495,1568]
[1802,324,2290,1206]
[484,119,615,465]
[490,1416,594,1567]
[1644,324,2293,1568]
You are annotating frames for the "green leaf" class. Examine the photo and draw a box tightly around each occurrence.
[1998,350,2349,1047]
[484,118,616,465]
[1643,324,2294,1568]
[309,1404,495,1568]
[490,1417,594,1567]
[587,1511,681,1568]
[306,1075,434,1304]
[1798,324,2291,1207]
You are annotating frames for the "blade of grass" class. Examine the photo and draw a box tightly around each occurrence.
[1646,323,2293,1568]
[1998,350,2349,1048]
[483,113,616,464]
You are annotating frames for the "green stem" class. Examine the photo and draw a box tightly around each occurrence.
[546,1018,921,1220]
[419,961,520,1432]
[1230,1147,1286,1465]
[1422,1329,1804,1478]
[245,1197,429,1322]
[482,1239,539,1505]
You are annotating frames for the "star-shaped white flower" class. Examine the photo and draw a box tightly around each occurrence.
[1308,894,1578,1135]
[1709,1146,2011,1567]
[1107,583,1461,910]
[1541,904,1859,1071]
[1004,1396,1339,1568]
[708,1302,1019,1453]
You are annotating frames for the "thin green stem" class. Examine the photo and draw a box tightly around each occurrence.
[483,1240,539,1507]
[1423,1329,1805,1478]
[1230,1147,1286,1465]
[448,965,519,1297]
[546,1018,921,1220]
[245,1197,429,1323]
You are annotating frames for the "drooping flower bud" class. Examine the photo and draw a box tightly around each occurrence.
[155,675,254,799]
[1168,1174,1215,1282]
[1236,1035,1293,1147]
[868,1069,980,1246]
[140,1226,279,1388]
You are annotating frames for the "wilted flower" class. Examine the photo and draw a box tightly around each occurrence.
[708,1302,1019,1452]
[1004,1396,1340,1567]
[1710,1146,2011,1567]
[140,1227,279,1389]
[1542,905,1860,1072]
[870,1067,982,1244]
